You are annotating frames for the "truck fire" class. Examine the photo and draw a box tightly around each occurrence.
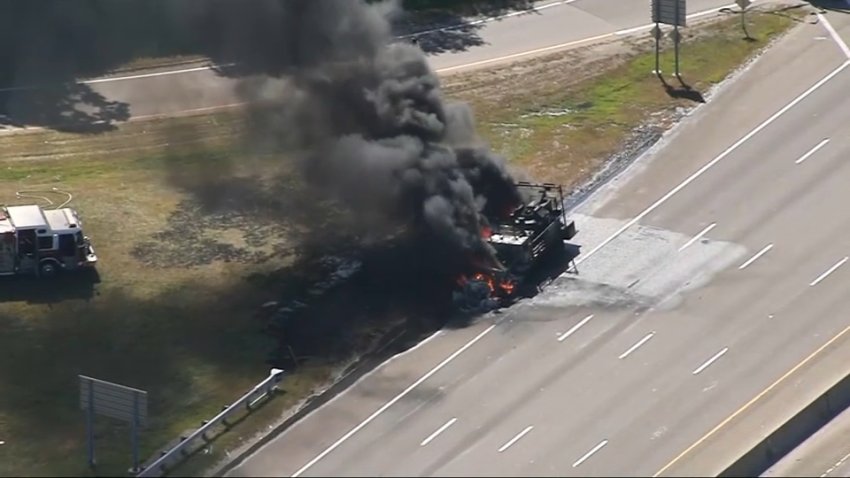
[453,182,578,312]
[0,205,97,278]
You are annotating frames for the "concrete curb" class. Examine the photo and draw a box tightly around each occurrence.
[719,369,850,477]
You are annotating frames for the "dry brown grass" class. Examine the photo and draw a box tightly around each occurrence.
[0,7,803,476]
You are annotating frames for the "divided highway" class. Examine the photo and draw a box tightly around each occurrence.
[224,8,850,478]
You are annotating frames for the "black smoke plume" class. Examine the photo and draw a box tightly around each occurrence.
[225,0,522,267]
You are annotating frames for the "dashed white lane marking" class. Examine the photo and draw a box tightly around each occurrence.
[498,425,534,453]
[291,324,496,477]
[558,314,594,342]
[810,257,849,287]
[573,439,609,467]
[421,418,457,446]
[576,59,850,266]
[679,223,717,252]
[619,332,656,360]
[738,243,774,270]
[795,138,830,164]
[693,347,729,375]
[821,448,850,477]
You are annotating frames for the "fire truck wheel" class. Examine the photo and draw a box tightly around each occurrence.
[39,261,59,278]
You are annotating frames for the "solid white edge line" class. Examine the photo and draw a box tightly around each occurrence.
[738,243,774,270]
[575,59,850,266]
[693,347,729,375]
[290,323,497,477]
[810,256,849,287]
[795,138,830,164]
[438,2,745,74]
[678,223,717,252]
[1,1,743,90]
[420,417,457,446]
[613,1,747,36]
[619,332,656,359]
[558,314,594,342]
[818,12,850,59]
[572,439,609,467]
[498,425,534,452]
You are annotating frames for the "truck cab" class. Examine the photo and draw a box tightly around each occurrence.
[0,205,97,277]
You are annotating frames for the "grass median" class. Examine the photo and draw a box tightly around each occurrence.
[0,6,804,477]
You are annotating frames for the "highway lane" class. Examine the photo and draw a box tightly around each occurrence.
[763,405,850,477]
[3,0,742,122]
[225,13,850,478]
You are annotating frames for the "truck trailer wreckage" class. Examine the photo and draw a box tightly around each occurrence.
[453,182,578,312]
[0,204,98,278]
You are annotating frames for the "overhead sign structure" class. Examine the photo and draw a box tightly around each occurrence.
[650,0,687,77]
[79,375,148,472]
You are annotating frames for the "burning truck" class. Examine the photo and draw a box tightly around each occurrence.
[453,182,578,312]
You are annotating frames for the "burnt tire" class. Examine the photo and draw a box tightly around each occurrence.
[39,261,59,278]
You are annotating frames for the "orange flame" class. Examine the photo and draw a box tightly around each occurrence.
[481,226,493,239]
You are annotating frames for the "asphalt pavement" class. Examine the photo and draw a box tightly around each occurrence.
[764,403,850,477]
[3,0,740,122]
[222,8,850,478]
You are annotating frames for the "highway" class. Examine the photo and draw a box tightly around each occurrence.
[1,0,741,122]
[223,7,850,478]
[764,404,850,477]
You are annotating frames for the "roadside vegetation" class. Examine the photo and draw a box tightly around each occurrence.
[0,6,804,477]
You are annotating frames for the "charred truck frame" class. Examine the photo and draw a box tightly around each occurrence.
[454,182,578,311]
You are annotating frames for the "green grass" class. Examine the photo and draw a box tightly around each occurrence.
[0,7,805,478]
[458,9,803,187]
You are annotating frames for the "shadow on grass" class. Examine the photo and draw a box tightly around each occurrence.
[657,73,706,104]
[0,268,101,304]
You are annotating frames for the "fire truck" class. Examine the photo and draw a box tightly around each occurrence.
[0,204,97,278]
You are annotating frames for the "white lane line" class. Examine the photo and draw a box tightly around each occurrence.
[678,223,717,252]
[558,314,594,342]
[613,1,750,36]
[572,439,609,467]
[436,3,744,74]
[290,323,497,477]
[693,347,729,375]
[0,3,753,92]
[420,418,458,446]
[795,138,830,164]
[821,448,850,477]
[498,425,534,453]
[619,332,655,360]
[738,243,774,270]
[810,256,849,287]
[575,59,850,266]
[818,12,850,60]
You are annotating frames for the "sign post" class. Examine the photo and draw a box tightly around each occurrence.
[737,0,752,39]
[79,375,148,473]
[651,0,687,77]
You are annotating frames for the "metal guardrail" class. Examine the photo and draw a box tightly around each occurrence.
[136,368,285,477]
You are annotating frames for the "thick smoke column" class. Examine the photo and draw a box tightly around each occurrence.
[227,0,522,263]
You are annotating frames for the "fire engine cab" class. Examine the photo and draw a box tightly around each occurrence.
[0,204,97,278]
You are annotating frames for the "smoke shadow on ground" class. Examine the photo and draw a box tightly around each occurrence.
[0,268,101,304]
[0,277,282,475]
[0,83,130,133]
[657,73,706,103]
